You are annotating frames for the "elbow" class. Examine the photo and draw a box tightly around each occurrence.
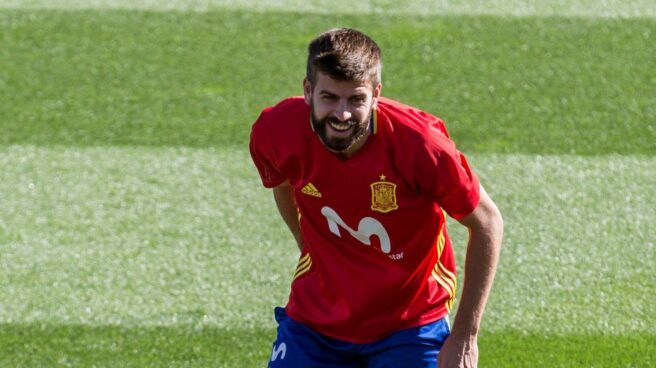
[490,202,503,231]
[488,203,504,250]
[477,198,504,249]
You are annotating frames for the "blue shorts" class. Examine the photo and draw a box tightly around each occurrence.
[268,307,450,368]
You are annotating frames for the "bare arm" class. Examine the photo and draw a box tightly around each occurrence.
[439,185,504,368]
[272,181,304,252]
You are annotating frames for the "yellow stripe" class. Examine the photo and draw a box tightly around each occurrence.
[294,254,312,279]
[294,263,311,279]
[431,270,453,296]
[432,264,455,296]
[436,232,445,258]
[438,262,456,285]
[434,220,456,288]
[432,270,455,312]
[435,222,446,258]
[432,219,457,311]
[295,253,310,272]
[433,269,456,312]
[432,222,455,293]
[294,259,312,279]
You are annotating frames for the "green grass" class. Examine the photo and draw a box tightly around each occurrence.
[0,146,294,328]
[1,9,654,154]
[1,1,655,366]
[480,332,656,367]
[3,0,656,18]
[1,147,654,366]
[0,324,272,367]
[0,325,653,367]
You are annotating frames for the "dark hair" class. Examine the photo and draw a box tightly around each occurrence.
[306,28,382,87]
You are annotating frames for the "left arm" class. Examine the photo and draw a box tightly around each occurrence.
[439,184,504,368]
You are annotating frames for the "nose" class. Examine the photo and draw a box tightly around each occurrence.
[333,100,352,122]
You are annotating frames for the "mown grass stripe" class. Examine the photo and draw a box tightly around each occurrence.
[1,146,653,337]
[1,10,654,154]
[0,324,653,367]
[2,0,656,18]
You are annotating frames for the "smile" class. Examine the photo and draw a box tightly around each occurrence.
[328,120,354,132]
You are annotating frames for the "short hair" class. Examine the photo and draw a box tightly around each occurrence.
[306,28,382,87]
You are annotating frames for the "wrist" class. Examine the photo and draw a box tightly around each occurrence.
[450,317,480,339]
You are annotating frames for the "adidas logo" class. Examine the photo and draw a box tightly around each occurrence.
[301,183,322,198]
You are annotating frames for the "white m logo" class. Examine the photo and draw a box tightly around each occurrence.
[271,342,287,361]
[320,206,391,253]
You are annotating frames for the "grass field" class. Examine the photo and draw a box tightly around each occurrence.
[1,1,655,367]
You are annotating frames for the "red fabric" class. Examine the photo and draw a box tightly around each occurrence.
[249,97,480,343]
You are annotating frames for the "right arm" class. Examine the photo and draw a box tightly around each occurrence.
[273,181,304,252]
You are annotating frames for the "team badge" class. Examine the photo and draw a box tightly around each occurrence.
[370,175,398,213]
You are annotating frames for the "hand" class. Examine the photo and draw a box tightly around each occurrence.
[438,334,478,368]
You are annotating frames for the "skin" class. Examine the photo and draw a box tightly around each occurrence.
[438,185,503,368]
[271,72,503,368]
[303,72,382,159]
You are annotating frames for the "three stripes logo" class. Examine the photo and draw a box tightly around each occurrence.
[293,253,312,280]
[431,222,457,311]
[301,183,322,198]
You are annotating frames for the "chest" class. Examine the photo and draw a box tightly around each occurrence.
[289,136,437,238]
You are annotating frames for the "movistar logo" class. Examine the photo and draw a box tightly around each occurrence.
[320,206,391,253]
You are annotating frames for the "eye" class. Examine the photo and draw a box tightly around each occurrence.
[350,96,367,104]
[322,94,338,101]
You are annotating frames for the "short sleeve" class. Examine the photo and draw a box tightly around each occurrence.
[433,148,480,219]
[415,123,480,220]
[249,112,286,188]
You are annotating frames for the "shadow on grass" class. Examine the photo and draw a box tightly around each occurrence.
[0,323,273,367]
[0,324,653,367]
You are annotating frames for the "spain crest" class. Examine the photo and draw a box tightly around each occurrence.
[370,175,398,213]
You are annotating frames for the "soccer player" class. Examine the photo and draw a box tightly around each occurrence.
[249,28,503,368]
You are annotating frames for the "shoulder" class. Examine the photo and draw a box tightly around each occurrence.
[377,97,453,153]
[251,96,310,145]
[253,96,309,131]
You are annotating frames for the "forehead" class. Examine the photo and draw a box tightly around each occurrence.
[314,72,373,95]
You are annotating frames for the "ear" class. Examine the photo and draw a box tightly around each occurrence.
[371,83,382,109]
[303,79,312,105]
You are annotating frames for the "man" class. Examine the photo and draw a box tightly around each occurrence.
[249,28,503,368]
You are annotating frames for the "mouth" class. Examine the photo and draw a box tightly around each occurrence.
[316,117,369,153]
[327,120,355,132]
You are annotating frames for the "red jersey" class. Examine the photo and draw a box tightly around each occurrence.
[250,97,480,343]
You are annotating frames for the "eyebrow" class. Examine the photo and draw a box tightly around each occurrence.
[318,90,368,99]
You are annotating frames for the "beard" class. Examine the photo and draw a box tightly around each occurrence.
[310,105,372,153]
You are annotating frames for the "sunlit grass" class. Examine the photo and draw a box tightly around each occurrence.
[1,1,654,366]
[0,147,654,367]
[1,10,654,154]
[0,146,293,329]
[2,0,656,18]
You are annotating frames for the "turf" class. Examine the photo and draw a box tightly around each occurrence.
[1,147,654,366]
[1,9,654,154]
[0,146,294,329]
[1,1,655,367]
[0,325,653,367]
[2,0,656,18]
[0,324,272,367]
